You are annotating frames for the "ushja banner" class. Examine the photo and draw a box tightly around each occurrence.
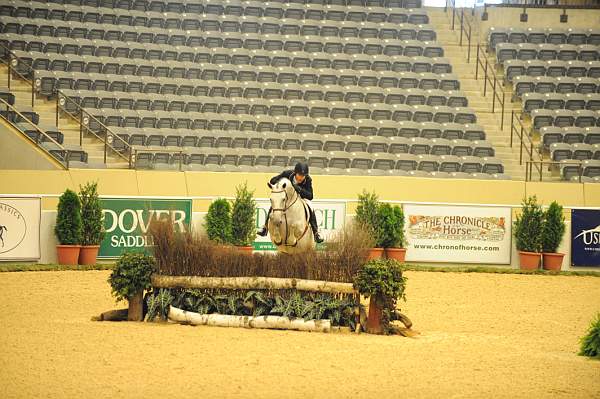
[403,204,512,264]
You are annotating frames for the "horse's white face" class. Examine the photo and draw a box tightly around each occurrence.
[268,178,292,215]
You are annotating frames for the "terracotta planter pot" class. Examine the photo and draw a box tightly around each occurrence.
[56,245,81,265]
[518,251,541,270]
[367,248,384,260]
[542,252,564,271]
[367,296,384,334]
[78,245,100,265]
[237,246,254,254]
[386,248,407,262]
[127,291,144,321]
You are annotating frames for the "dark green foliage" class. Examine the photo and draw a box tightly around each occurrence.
[353,259,407,302]
[145,288,173,322]
[579,313,600,359]
[514,196,544,253]
[79,181,105,246]
[354,259,408,334]
[377,203,405,248]
[168,288,359,329]
[205,198,232,244]
[231,182,256,247]
[54,189,82,245]
[108,252,154,302]
[542,201,566,253]
[355,190,382,246]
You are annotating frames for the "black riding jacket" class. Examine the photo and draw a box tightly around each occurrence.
[270,170,314,201]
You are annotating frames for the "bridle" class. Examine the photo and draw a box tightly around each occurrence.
[269,184,310,247]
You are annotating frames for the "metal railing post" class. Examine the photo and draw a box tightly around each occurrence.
[492,78,496,113]
[55,95,59,128]
[510,111,514,147]
[459,10,464,46]
[483,58,488,96]
[104,127,108,164]
[7,58,11,90]
[467,24,471,63]
[519,125,524,164]
[500,91,505,131]
[79,112,83,146]
[30,70,35,107]
[475,45,480,79]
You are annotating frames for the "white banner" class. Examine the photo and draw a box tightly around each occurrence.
[0,197,41,260]
[404,204,512,264]
[254,200,346,250]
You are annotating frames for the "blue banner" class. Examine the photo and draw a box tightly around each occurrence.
[571,209,600,267]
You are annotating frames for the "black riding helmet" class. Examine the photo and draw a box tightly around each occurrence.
[294,162,309,176]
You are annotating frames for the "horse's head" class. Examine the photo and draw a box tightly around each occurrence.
[267,177,294,215]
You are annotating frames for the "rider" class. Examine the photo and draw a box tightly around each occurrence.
[257,162,324,243]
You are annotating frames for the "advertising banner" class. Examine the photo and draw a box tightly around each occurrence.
[404,204,512,264]
[253,200,346,250]
[571,209,600,267]
[0,197,41,260]
[99,198,192,258]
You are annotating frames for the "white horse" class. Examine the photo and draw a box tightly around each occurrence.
[267,177,315,254]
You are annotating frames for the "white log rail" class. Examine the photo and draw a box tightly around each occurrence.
[152,275,357,295]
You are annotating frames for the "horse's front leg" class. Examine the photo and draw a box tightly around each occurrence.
[286,223,303,247]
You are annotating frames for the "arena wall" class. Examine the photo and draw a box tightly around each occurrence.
[0,169,598,270]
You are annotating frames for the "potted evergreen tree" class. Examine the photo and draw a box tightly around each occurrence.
[205,198,232,244]
[78,181,105,265]
[513,196,544,270]
[231,182,256,254]
[355,190,384,260]
[354,259,407,335]
[108,251,154,321]
[54,189,83,265]
[541,201,566,271]
[378,203,407,262]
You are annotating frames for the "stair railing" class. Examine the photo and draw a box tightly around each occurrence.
[0,43,132,167]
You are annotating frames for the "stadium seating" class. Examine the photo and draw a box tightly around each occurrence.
[0,0,508,177]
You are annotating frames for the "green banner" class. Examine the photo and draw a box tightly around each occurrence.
[99,198,192,258]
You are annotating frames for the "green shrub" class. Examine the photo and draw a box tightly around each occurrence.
[54,189,82,245]
[108,252,154,302]
[579,313,600,359]
[79,181,105,246]
[205,198,232,244]
[353,259,407,302]
[354,258,408,334]
[377,203,405,248]
[541,201,566,253]
[514,196,544,253]
[355,190,382,247]
[231,182,256,246]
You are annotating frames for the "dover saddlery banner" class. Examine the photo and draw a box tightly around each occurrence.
[0,197,41,260]
[253,200,346,250]
[404,204,512,264]
[99,198,192,258]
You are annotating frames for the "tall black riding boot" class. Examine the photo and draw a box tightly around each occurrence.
[309,209,324,243]
[257,207,272,236]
